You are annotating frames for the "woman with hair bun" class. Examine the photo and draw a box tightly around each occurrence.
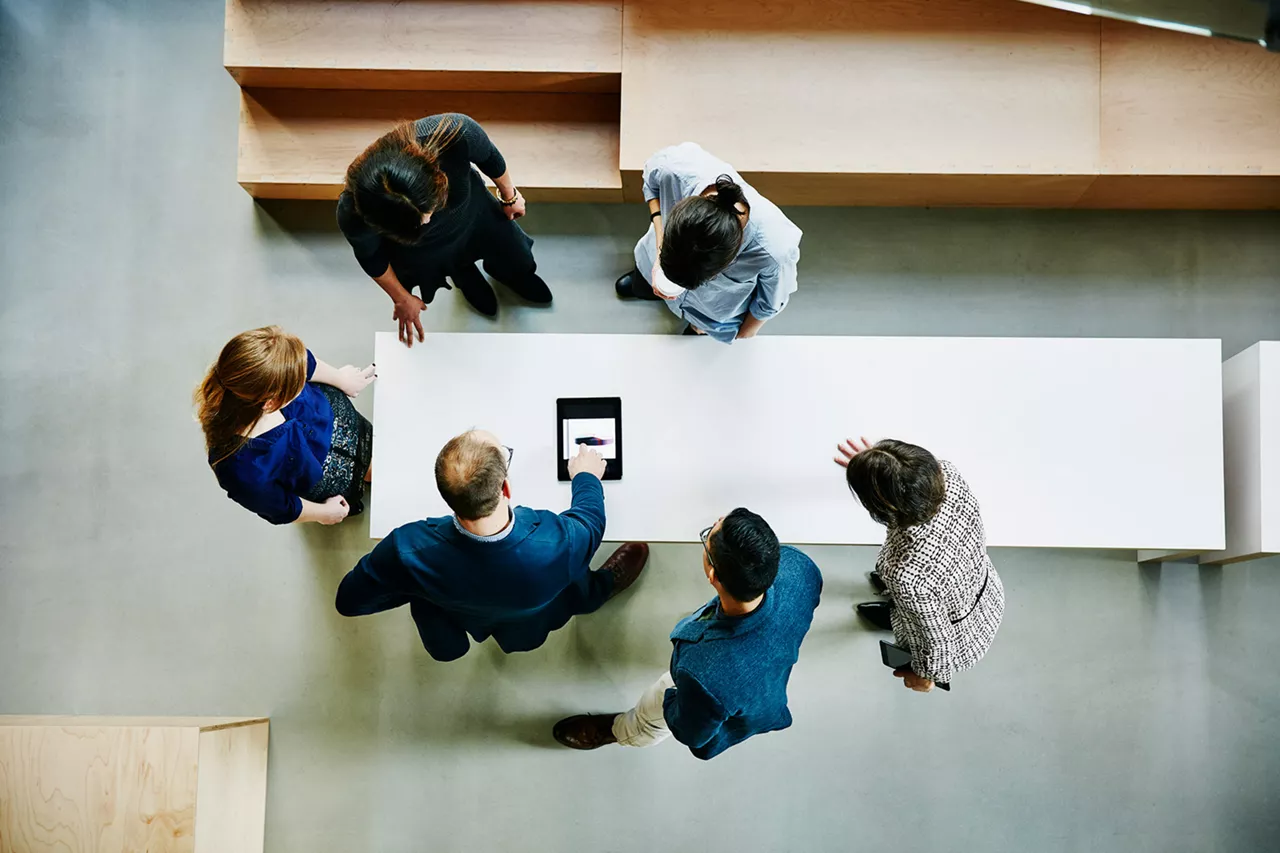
[339,114,551,344]
[614,142,802,342]
[195,326,375,525]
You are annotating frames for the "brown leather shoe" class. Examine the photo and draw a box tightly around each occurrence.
[553,714,619,750]
[602,543,649,598]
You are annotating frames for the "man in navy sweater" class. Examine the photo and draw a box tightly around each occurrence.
[335,429,648,661]
[553,509,822,760]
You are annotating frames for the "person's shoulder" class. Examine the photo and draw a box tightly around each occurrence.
[744,199,802,265]
[777,546,823,591]
[382,517,452,554]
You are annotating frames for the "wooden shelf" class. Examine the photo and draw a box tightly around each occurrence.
[618,0,1280,208]
[620,0,1104,185]
[237,88,622,201]
[225,0,622,92]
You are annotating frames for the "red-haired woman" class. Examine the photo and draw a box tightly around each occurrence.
[196,326,375,525]
[338,113,551,344]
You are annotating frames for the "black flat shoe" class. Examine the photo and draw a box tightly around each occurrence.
[615,268,661,301]
[450,263,498,317]
[856,600,894,631]
[615,268,640,298]
[869,570,887,595]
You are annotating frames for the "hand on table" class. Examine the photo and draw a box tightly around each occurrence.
[317,495,350,525]
[334,364,376,398]
[894,668,935,693]
[394,296,427,348]
[834,436,874,468]
[568,444,607,480]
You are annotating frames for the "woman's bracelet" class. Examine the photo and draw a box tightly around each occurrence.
[649,210,662,221]
[499,189,521,206]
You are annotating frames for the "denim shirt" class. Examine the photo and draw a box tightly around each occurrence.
[662,546,823,760]
[634,142,803,343]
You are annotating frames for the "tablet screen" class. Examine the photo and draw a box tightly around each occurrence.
[562,417,618,460]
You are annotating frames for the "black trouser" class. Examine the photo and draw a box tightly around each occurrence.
[392,192,540,303]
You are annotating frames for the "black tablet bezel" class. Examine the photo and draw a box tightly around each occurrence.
[556,397,622,481]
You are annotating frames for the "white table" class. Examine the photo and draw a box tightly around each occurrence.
[1200,342,1279,564]
[371,332,1225,550]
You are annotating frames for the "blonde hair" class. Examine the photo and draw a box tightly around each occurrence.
[195,326,307,466]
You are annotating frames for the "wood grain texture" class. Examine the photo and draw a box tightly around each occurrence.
[0,726,200,853]
[224,0,622,85]
[1101,19,1280,177]
[237,88,622,200]
[0,717,267,731]
[193,722,269,853]
[725,172,1099,207]
[620,0,1102,175]
[1075,175,1280,209]
[227,67,620,93]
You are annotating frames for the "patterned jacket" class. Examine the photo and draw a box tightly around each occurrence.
[879,461,1005,683]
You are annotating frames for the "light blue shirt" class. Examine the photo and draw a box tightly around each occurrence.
[635,143,802,343]
[452,508,514,542]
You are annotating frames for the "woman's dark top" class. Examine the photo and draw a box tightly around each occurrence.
[212,351,336,525]
[336,113,508,279]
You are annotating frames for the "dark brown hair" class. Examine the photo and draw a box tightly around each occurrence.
[435,431,508,520]
[845,439,946,529]
[196,326,307,466]
[345,117,462,245]
[659,174,750,288]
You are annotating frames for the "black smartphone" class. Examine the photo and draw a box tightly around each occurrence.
[556,397,622,481]
[879,640,950,691]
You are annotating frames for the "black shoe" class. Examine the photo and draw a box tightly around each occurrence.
[856,601,894,631]
[450,263,498,317]
[869,570,887,595]
[682,325,700,336]
[615,268,661,301]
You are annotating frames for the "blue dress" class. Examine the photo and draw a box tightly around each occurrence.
[212,351,335,524]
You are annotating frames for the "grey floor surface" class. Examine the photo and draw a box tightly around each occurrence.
[2,2,1280,852]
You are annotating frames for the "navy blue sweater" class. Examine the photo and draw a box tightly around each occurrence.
[335,475,612,661]
[663,546,823,760]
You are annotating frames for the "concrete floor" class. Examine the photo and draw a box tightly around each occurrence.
[2,2,1280,851]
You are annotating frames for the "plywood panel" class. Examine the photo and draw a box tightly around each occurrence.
[225,0,622,86]
[728,172,1098,207]
[1101,19,1280,176]
[228,67,619,93]
[620,0,1101,176]
[0,726,199,853]
[0,717,267,731]
[1075,175,1280,209]
[193,722,269,853]
[238,88,621,200]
